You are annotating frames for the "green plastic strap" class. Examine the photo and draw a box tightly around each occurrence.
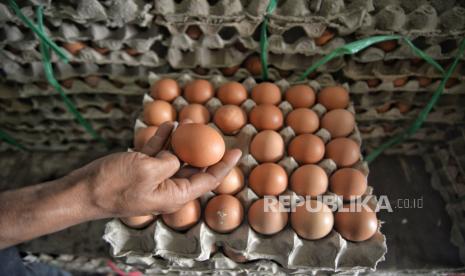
[36,6,108,146]
[8,0,68,62]
[259,0,277,80]
[297,35,445,81]
[365,38,465,163]
[0,129,27,151]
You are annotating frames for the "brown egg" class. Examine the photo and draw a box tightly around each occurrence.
[249,163,288,196]
[417,77,432,88]
[321,109,355,138]
[315,29,335,46]
[291,200,334,240]
[124,47,141,56]
[396,101,411,114]
[285,85,316,108]
[186,25,203,40]
[150,78,181,102]
[220,65,240,76]
[216,82,248,105]
[325,138,360,167]
[375,40,398,52]
[213,105,247,135]
[184,79,214,104]
[244,55,262,76]
[205,195,244,233]
[248,198,288,235]
[286,108,319,134]
[93,46,110,55]
[120,215,155,229]
[376,102,391,113]
[393,76,408,87]
[143,100,177,126]
[179,104,210,124]
[213,166,244,195]
[290,165,328,197]
[335,204,378,242]
[366,79,381,88]
[62,41,86,55]
[171,123,225,167]
[288,134,325,164]
[134,126,158,151]
[330,168,367,200]
[250,130,284,163]
[251,82,281,105]
[317,86,349,110]
[249,104,283,131]
[193,66,209,75]
[60,78,75,89]
[162,200,201,231]
[410,57,423,65]
[84,75,100,88]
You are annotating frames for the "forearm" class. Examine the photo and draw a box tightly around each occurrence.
[0,175,98,249]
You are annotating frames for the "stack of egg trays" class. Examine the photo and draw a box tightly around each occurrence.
[103,73,387,273]
[0,23,167,67]
[266,0,465,57]
[152,0,263,70]
[0,75,142,151]
[154,0,465,70]
[344,57,465,153]
[423,128,465,264]
[150,0,350,72]
[0,0,166,151]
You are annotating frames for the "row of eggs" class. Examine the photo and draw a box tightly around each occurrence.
[122,195,378,243]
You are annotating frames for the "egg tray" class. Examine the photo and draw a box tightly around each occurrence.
[423,133,465,264]
[0,122,131,143]
[5,0,465,36]
[167,47,346,71]
[0,58,163,84]
[103,75,387,273]
[0,22,165,52]
[343,59,465,82]
[0,1,154,28]
[2,47,166,68]
[350,79,465,95]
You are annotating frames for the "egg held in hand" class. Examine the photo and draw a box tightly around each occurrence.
[171,123,226,168]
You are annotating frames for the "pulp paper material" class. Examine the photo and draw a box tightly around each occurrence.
[423,134,465,264]
[153,0,267,20]
[343,60,464,81]
[103,74,387,273]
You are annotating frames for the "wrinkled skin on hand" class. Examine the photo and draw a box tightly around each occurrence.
[69,122,242,218]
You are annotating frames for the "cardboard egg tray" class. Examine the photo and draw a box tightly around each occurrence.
[2,0,465,70]
[0,1,155,28]
[103,74,387,273]
[423,128,465,263]
[3,0,463,36]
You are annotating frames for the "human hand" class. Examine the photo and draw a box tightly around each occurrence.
[68,122,242,220]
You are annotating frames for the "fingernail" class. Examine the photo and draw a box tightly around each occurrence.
[229,149,242,164]
[180,119,194,124]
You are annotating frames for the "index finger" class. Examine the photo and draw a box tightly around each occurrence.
[178,149,242,200]
[141,122,175,156]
